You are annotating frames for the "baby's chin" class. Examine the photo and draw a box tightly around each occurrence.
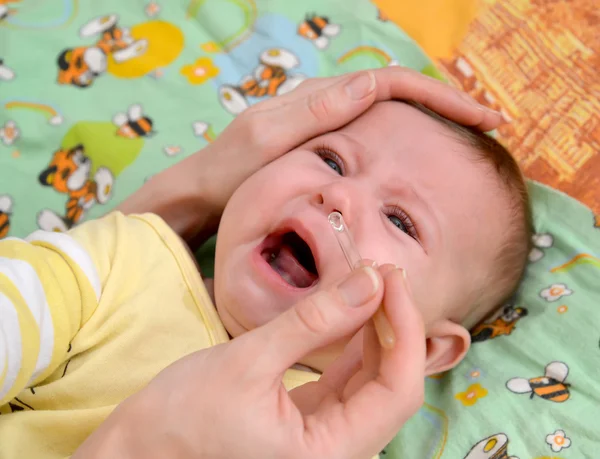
[213,266,322,335]
[214,301,247,338]
[213,286,287,338]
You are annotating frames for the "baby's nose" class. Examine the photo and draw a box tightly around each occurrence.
[314,183,354,220]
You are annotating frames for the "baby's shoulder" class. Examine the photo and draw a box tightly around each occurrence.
[70,211,196,278]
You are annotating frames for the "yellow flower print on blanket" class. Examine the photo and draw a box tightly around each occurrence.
[455,383,488,407]
[545,429,571,453]
[539,283,573,302]
[181,57,220,85]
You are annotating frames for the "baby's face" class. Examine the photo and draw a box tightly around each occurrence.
[214,102,509,368]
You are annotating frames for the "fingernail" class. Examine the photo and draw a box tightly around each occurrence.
[399,268,412,294]
[338,266,379,307]
[400,267,408,280]
[491,109,506,120]
[345,71,376,100]
[475,103,502,117]
[356,259,377,269]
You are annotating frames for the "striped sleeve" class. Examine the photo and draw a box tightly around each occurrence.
[0,230,101,405]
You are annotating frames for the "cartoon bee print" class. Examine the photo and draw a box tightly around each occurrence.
[57,14,147,88]
[297,14,340,49]
[113,104,155,138]
[0,58,15,81]
[0,194,13,239]
[37,144,113,231]
[0,0,19,22]
[219,48,306,115]
[471,303,528,343]
[506,361,571,403]
[463,433,519,459]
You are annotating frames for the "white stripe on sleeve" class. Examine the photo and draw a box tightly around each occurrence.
[26,230,101,301]
[0,292,23,400]
[0,257,55,386]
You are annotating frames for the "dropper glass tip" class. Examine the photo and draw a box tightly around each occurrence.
[328,211,344,232]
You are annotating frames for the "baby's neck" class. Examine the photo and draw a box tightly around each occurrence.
[203,278,216,303]
[176,233,216,301]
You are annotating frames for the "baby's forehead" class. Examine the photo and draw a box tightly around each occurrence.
[339,101,473,167]
[348,101,445,130]
[338,101,511,241]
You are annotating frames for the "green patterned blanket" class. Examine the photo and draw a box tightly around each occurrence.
[1,1,598,457]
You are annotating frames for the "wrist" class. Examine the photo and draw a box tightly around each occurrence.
[116,152,221,244]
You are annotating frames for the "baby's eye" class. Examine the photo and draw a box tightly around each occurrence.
[389,215,408,233]
[315,147,345,176]
[385,207,419,240]
[324,158,342,175]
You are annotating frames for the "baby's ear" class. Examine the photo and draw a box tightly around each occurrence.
[424,320,471,376]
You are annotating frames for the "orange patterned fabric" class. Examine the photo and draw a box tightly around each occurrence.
[437,0,599,223]
[372,0,480,58]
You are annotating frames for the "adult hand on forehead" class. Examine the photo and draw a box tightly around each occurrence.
[117,67,503,244]
[73,264,426,459]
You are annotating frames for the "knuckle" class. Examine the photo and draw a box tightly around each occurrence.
[294,292,335,334]
[306,89,333,122]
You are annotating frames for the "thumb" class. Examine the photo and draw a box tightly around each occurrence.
[260,71,376,149]
[237,266,383,381]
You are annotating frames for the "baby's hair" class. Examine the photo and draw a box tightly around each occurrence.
[406,101,534,329]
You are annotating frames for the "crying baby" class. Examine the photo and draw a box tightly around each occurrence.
[0,101,531,458]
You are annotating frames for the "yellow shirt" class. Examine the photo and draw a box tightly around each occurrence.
[0,212,318,458]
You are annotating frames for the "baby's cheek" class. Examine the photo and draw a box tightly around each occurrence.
[413,281,461,330]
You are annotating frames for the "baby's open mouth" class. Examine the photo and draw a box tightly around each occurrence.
[261,231,319,288]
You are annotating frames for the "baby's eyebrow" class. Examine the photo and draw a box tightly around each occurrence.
[333,131,369,170]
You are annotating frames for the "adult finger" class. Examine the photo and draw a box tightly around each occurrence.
[315,329,364,393]
[289,330,363,414]
[370,66,504,131]
[359,263,397,378]
[318,262,394,388]
[335,263,396,401]
[252,75,345,111]
[321,268,427,452]
[273,74,358,106]
[337,319,379,404]
[258,67,503,132]
[299,257,382,393]
[245,71,377,156]
[296,262,397,403]
[377,269,426,392]
[235,265,384,382]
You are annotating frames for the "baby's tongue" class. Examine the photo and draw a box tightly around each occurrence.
[270,246,316,288]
